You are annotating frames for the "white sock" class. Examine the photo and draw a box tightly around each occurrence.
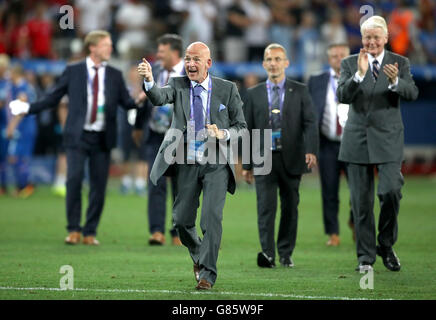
[135,177,146,189]
[122,175,133,188]
[54,174,66,187]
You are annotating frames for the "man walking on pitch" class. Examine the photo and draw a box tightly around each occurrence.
[137,42,246,290]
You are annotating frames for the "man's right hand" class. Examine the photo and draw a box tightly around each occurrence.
[9,99,30,116]
[357,48,369,78]
[242,169,254,185]
[137,58,154,83]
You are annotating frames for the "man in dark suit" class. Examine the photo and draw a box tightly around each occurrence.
[9,30,140,246]
[308,43,354,247]
[336,16,418,272]
[242,43,319,268]
[134,34,184,246]
[137,42,246,290]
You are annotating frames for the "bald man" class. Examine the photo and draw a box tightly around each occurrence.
[138,42,246,290]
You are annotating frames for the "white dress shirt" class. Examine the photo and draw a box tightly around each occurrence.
[157,59,185,86]
[321,68,343,141]
[353,50,398,90]
[84,57,107,131]
[145,73,229,140]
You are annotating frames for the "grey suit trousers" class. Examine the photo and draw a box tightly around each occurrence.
[172,162,229,285]
[347,162,404,264]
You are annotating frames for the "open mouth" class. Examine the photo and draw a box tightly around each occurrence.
[188,69,198,76]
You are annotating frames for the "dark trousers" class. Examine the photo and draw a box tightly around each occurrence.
[145,131,177,237]
[318,134,353,235]
[254,152,301,261]
[347,162,404,264]
[172,163,229,286]
[65,131,110,236]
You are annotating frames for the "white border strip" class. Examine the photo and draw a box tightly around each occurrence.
[0,286,386,300]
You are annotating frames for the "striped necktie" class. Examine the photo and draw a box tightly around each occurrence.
[372,60,379,82]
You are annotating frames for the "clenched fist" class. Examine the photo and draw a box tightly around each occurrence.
[137,58,154,82]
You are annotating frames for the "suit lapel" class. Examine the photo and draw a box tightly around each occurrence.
[282,79,294,120]
[259,83,269,126]
[181,77,190,123]
[80,62,88,109]
[209,77,220,124]
[375,50,391,90]
[104,65,111,106]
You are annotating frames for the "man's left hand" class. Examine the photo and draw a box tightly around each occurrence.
[305,153,317,169]
[383,62,398,85]
[206,124,226,140]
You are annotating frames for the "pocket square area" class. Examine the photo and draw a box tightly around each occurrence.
[219,104,227,111]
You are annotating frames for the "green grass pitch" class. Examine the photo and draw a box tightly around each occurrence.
[0,174,435,300]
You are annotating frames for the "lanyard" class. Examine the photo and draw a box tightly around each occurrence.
[189,76,212,125]
[330,73,339,103]
[266,82,285,114]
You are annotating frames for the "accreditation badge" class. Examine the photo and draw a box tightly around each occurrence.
[187,140,206,162]
[271,130,282,151]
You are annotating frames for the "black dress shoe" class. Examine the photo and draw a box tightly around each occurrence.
[355,262,373,272]
[377,245,401,271]
[257,252,276,268]
[279,257,294,268]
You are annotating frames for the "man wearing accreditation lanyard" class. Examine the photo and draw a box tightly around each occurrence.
[242,43,319,269]
[336,16,418,272]
[137,41,246,290]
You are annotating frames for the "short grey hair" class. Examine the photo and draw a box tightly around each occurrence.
[360,15,388,36]
[264,43,288,59]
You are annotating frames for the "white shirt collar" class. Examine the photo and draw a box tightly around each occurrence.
[190,73,210,90]
[86,56,107,69]
[171,59,184,75]
[367,50,385,66]
[329,67,339,79]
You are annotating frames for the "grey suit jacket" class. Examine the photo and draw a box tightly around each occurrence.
[144,75,246,194]
[336,50,418,164]
[242,78,319,175]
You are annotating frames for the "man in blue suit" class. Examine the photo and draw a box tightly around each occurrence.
[9,30,140,245]
[308,43,355,247]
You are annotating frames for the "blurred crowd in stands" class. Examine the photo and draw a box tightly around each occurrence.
[0,0,435,65]
[0,0,435,197]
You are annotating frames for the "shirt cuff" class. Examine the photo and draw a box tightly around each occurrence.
[222,129,230,141]
[353,71,364,83]
[388,77,399,91]
[143,79,154,91]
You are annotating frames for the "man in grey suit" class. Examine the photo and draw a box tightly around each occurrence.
[337,16,418,272]
[137,42,246,290]
[242,43,319,269]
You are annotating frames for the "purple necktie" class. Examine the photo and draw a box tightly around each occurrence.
[193,85,204,134]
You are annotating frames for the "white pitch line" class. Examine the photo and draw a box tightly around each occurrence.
[0,286,386,300]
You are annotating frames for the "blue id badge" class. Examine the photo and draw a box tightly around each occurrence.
[187,140,206,162]
[271,130,282,151]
